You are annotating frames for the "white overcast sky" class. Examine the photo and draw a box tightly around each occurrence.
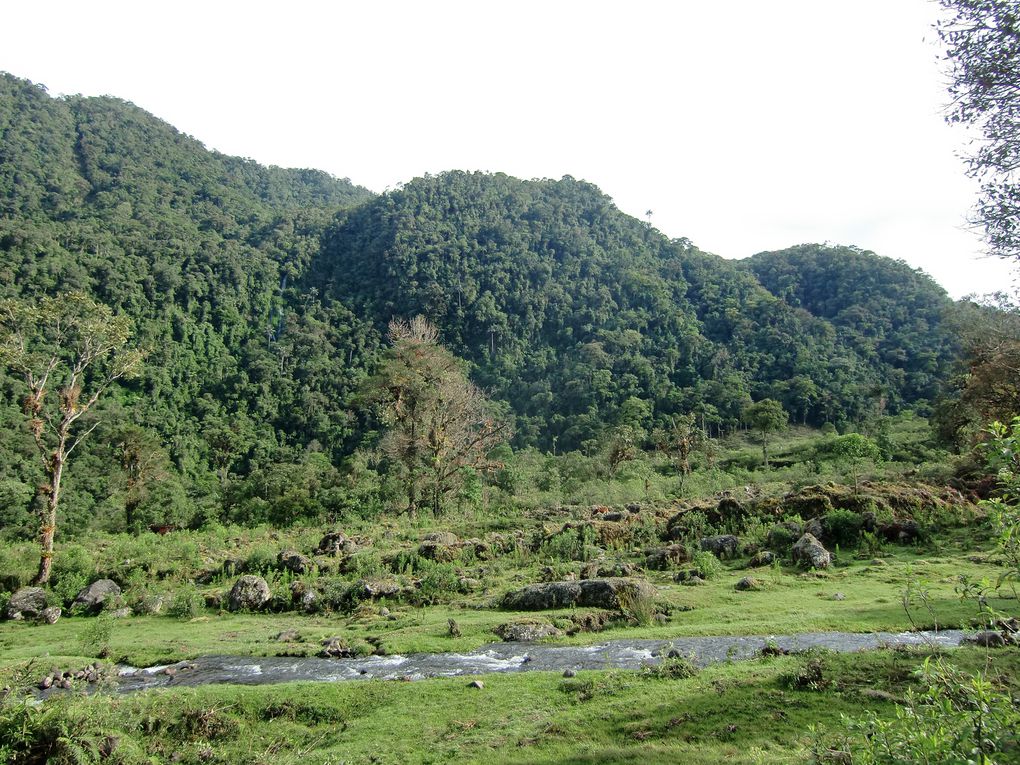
[2,0,1018,298]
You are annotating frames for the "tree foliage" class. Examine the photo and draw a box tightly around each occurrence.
[937,0,1020,259]
[0,291,142,581]
[361,316,510,515]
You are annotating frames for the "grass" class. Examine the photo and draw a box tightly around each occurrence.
[3,647,1017,764]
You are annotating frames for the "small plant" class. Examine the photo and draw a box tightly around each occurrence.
[690,550,722,580]
[77,614,114,658]
[616,583,657,626]
[643,652,698,680]
[167,584,202,619]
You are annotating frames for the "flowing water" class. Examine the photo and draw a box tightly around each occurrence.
[115,629,968,692]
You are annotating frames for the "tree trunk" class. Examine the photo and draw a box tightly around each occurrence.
[34,450,64,584]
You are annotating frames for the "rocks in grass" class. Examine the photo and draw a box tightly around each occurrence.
[290,582,320,613]
[579,561,635,579]
[40,606,62,624]
[644,545,690,570]
[502,578,656,611]
[227,575,271,611]
[735,576,762,591]
[6,587,47,620]
[319,637,355,658]
[468,679,484,689]
[72,579,122,614]
[700,535,739,560]
[317,530,349,556]
[275,629,302,642]
[277,550,313,574]
[791,533,832,570]
[418,532,461,562]
[357,577,402,600]
[494,620,563,642]
[747,550,776,568]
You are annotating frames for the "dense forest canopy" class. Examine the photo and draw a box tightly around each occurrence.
[0,72,963,534]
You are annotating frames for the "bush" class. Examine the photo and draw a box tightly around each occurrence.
[413,563,462,606]
[616,582,657,626]
[317,577,361,613]
[830,659,1020,764]
[823,509,863,548]
[52,572,89,608]
[690,550,723,580]
[167,585,203,619]
[540,525,598,563]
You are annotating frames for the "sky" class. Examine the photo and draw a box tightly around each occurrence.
[2,0,1017,299]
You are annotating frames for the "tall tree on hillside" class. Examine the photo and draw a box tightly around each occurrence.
[361,316,511,515]
[937,0,1020,259]
[743,398,789,469]
[0,292,142,583]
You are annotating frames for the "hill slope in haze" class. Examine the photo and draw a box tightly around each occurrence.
[0,72,956,533]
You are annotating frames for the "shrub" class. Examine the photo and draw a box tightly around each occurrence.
[831,659,1020,764]
[823,509,863,548]
[167,585,203,619]
[642,653,698,680]
[413,563,462,606]
[616,582,657,626]
[540,525,598,563]
[690,550,723,580]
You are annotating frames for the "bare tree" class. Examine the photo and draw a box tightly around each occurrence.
[0,292,143,583]
[362,316,511,515]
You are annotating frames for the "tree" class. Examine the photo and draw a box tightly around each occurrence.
[362,316,511,515]
[742,398,788,469]
[114,424,171,532]
[0,292,142,583]
[831,433,881,494]
[652,413,704,493]
[936,0,1020,259]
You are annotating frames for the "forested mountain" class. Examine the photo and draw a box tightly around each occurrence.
[0,72,958,534]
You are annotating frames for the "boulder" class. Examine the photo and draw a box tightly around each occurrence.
[747,550,776,568]
[878,520,922,544]
[791,533,832,570]
[494,620,563,642]
[735,576,762,591]
[40,606,62,624]
[580,561,635,579]
[502,578,656,611]
[72,579,122,614]
[290,582,319,612]
[417,541,459,562]
[423,531,459,546]
[319,637,354,658]
[358,577,402,600]
[644,544,690,570]
[278,550,313,574]
[716,496,746,521]
[227,575,271,611]
[6,586,47,620]
[700,534,739,559]
[317,530,348,556]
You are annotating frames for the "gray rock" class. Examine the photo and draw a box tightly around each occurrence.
[275,629,302,642]
[40,606,62,624]
[6,587,47,620]
[831,592,846,601]
[358,578,402,600]
[134,593,166,615]
[278,550,312,574]
[580,561,636,579]
[735,576,762,591]
[680,575,706,586]
[417,540,459,562]
[502,578,657,611]
[791,533,832,570]
[423,531,459,546]
[964,631,1008,648]
[468,679,484,689]
[700,534,739,559]
[494,620,563,641]
[317,530,348,556]
[319,637,354,658]
[72,579,122,614]
[747,550,776,568]
[563,669,576,678]
[109,607,132,618]
[644,544,690,570]
[227,575,271,611]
